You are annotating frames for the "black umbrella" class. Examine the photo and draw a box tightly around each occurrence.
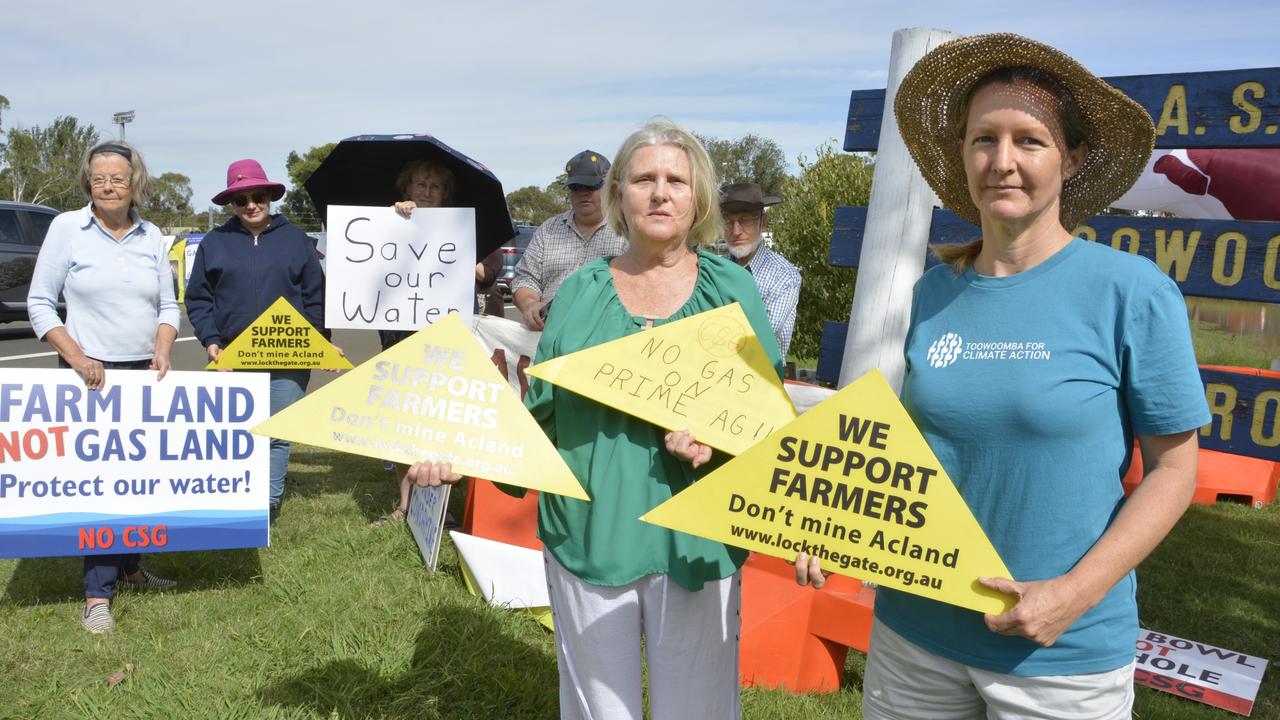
[304,133,516,259]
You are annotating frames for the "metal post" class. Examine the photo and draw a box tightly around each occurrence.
[112,111,135,141]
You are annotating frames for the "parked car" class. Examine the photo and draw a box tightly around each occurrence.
[495,225,537,298]
[0,200,60,323]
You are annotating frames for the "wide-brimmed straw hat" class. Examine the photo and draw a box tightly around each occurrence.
[212,158,286,206]
[894,32,1155,230]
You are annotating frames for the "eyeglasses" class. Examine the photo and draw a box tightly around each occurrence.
[724,215,761,231]
[232,192,270,208]
[568,184,601,193]
[90,175,130,189]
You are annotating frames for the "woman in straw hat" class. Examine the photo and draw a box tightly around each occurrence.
[797,34,1209,717]
[186,159,329,523]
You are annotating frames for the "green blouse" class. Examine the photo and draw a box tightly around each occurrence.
[522,250,784,591]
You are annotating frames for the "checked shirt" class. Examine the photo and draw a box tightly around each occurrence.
[743,244,801,357]
[512,210,627,302]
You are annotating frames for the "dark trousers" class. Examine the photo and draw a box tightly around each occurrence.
[60,356,152,600]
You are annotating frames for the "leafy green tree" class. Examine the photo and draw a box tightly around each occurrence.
[0,115,99,209]
[547,173,568,207]
[146,171,196,231]
[770,142,874,360]
[0,96,9,132]
[506,184,567,225]
[279,143,335,231]
[695,133,788,196]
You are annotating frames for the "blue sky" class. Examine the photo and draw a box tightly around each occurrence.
[3,0,1276,215]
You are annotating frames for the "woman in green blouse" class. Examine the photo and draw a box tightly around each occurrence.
[410,119,781,719]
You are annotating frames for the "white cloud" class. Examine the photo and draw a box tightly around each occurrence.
[3,0,1276,216]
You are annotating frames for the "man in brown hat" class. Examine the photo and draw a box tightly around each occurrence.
[512,149,627,330]
[720,183,801,356]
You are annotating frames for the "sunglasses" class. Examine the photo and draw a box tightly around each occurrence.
[568,183,601,193]
[232,192,270,208]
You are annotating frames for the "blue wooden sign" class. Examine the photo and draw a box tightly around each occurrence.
[830,206,1280,304]
[817,323,1280,462]
[845,68,1280,151]
[1201,367,1280,461]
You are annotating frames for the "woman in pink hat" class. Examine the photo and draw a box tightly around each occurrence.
[185,159,329,523]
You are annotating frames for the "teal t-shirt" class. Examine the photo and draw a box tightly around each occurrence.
[523,250,784,591]
[875,238,1210,676]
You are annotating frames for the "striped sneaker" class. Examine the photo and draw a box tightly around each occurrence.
[82,603,114,634]
[119,569,176,592]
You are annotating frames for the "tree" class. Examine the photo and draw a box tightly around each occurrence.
[506,184,567,225]
[769,142,874,360]
[0,95,9,132]
[694,133,788,196]
[146,171,196,231]
[279,143,335,231]
[0,115,99,209]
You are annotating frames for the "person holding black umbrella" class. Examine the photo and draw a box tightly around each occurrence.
[369,157,503,527]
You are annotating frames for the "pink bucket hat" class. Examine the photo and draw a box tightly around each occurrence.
[212,158,287,205]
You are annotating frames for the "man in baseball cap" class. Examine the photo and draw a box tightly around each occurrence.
[512,150,627,330]
[720,182,801,356]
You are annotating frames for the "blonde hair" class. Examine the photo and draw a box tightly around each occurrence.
[604,118,721,247]
[395,159,455,204]
[80,141,152,207]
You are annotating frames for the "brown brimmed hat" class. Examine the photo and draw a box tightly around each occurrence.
[719,183,781,213]
[893,32,1155,230]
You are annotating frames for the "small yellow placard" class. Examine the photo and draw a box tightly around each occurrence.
[209,297,353,370]
[641,370,1015,614]
[252,313,588,500]
[526,303,795,455]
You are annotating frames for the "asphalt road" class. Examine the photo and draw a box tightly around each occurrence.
[0,304,523,392]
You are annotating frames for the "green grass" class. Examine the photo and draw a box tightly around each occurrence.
[3,445,1276,718]
[1191,320,1275,368]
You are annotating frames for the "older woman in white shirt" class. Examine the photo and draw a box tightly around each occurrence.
[27,141,181,634]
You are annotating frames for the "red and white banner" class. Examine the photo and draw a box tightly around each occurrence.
[1136,628,1269,715]
[1113,149,1280,222]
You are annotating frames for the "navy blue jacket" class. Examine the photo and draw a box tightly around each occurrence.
[185,214,326,348]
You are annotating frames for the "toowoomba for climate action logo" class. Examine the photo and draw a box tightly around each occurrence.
[926,332,1052,368]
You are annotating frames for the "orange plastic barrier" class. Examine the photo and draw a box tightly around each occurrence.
[460,479,542,550]
[1123,447,1280,509]
[738,553,876,692]
[1121,364,1280,509]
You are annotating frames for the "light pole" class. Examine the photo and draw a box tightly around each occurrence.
[112,111,135,141]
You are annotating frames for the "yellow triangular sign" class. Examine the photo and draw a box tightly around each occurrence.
[209,297,353,370]
[252,313,588,500]
[641,370,1015,614]
[526,303,796,455]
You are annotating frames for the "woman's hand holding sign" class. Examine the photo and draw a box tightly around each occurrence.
[979,575,1091,647]
[664,430,712,469]
[793,553,829,590]
[406,461,463,488]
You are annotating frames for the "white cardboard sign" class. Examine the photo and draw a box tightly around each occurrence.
[1136,628,1269,715]
[0,369,270,558]
[325,205,476,331]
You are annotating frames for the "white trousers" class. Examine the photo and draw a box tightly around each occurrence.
[863,622,1136,720]
[543,550,742,720]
